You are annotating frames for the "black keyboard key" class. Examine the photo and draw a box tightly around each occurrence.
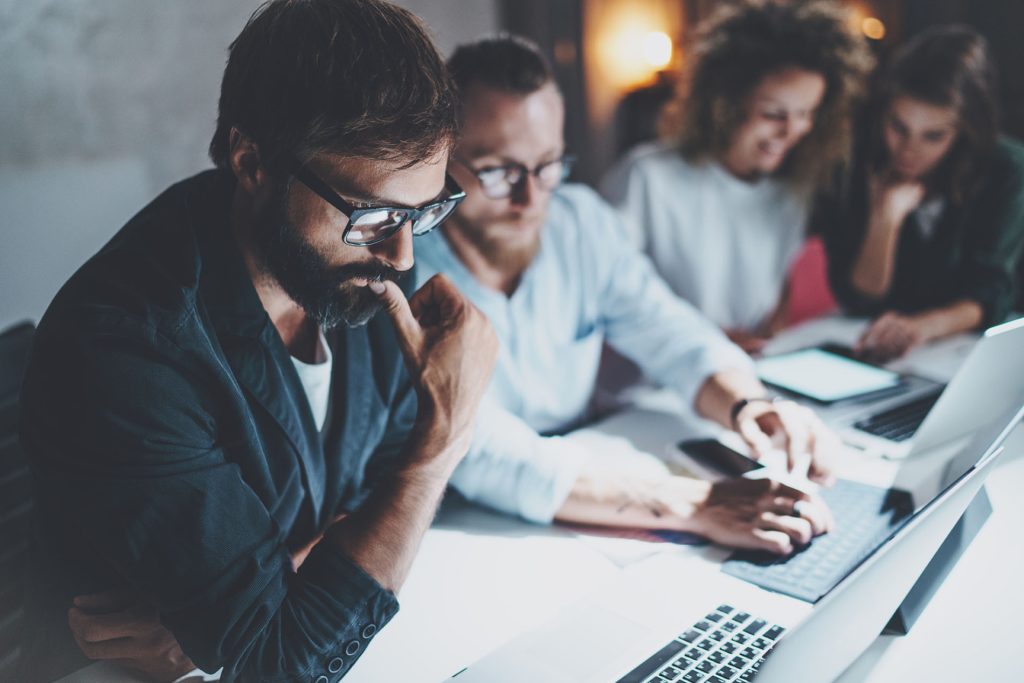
[695,621,711,631]
[717,605,734,614]
[720,642,737,654]
[743,619,767,635]
[706,612,723,623]
[729,656,750,669]
[709,631,726,642]
[673,658,690,669]
[721,621,737,632]
[615,640,688,683]
[686,648,703,660]
[763,626,784,640]
[680,630,701,643]
[732,612,750,624]
[661,666,681,680]
[718,665,737,680]
[708,677,727,683]
[752,637,771,650]
[741,647,760,659]
[697,639,715,651]
[683,671,704,682]
[696,660,715,673]
[731,633,750,644]
[708,651,726,664]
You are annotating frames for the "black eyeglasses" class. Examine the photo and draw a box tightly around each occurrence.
[289,160,466,247]
[455,155,575,200]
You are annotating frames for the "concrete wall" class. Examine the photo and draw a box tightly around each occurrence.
[0,0,498,329]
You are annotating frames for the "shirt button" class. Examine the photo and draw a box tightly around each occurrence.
[328,657,344,673]
[345,639,360,656]
[361,623,377,639]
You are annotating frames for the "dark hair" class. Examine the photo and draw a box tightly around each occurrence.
[447,34,555,96]
[661,0,874,187]
[866,25,999,203]
[209,0,457,171]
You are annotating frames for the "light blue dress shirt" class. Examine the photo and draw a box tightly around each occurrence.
[415,184,753,524]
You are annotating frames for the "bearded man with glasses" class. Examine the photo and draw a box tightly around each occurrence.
[415,36,843,557]
[18,1,496,681]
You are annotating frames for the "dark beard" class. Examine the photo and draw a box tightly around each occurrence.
[252,182,405,329]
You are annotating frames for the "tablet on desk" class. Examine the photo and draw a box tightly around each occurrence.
[756,346,901,403]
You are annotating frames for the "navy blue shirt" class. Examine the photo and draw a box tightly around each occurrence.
[20,169,418,682]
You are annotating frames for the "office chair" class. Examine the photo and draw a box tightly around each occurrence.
[0,321,35,680]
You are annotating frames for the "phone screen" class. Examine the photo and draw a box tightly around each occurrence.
[677,439,764,476]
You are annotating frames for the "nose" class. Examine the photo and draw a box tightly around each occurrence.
[368,223,415,272]
[775,115,791,140]
[509,172,539,209]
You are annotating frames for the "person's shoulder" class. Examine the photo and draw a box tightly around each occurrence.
[993,136,1024,175]
[37,170,230,346]
[549,182,619,230]
[604,141,693,186]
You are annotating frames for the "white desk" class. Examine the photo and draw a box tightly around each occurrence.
[61,317,1023,683]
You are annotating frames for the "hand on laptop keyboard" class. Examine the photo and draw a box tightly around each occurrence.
[732,399,840,486]
[692,477,834,555]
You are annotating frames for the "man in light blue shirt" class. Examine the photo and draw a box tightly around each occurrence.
[416,36,842,555]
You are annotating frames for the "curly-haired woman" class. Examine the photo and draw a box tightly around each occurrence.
[818,25,1024,361]
[601,0,872,354]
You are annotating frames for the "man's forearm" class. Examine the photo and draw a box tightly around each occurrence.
[554,471,709,532]
[695,369,767,428]
[324,430,462,594]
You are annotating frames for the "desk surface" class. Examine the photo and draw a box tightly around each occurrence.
[61,317,1023,683]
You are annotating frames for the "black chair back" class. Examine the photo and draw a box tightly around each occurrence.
[0,321,35,680]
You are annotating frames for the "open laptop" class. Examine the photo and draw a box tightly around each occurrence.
[450,398,1021,682]
[766,316,1024,459]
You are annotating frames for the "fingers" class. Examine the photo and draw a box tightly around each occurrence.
[736,416,773,459]
[765,495,833,535]
[770,404,811,472]
[72,587,141,613]
[373,279,424,360]
[68,606,160,643]
[749,528,797,555]
[758,511,814,548]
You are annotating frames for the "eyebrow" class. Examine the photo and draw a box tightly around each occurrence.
[320,172,446,209]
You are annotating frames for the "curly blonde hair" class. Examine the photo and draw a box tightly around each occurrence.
[661,0,874,187]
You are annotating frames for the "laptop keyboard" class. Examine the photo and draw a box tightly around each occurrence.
[617,604,784,683]
[722,479,914,602]
[853,389,942,442]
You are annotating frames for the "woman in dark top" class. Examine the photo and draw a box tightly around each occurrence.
[820,25,1024,361]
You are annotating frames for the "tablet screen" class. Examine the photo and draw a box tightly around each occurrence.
[756,348,900,403]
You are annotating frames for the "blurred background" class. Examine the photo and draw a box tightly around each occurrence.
[2,0,1023,328]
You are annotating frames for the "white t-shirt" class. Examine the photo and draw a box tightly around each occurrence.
[601,142,811,331]
[290,328,333,433]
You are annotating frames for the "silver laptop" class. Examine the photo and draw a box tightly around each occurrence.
[797,316,1024,459]
[450,395,1022,682]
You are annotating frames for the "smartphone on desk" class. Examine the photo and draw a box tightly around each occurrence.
[677,439,764,478]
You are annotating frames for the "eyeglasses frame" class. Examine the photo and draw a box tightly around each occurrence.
[289,159,467,247]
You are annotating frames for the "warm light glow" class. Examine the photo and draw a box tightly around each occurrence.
[642,31,673,69]
[861,17,886,40]
[592,5,677,91]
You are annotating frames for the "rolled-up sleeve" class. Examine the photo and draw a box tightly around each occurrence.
[22,323,396,682]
